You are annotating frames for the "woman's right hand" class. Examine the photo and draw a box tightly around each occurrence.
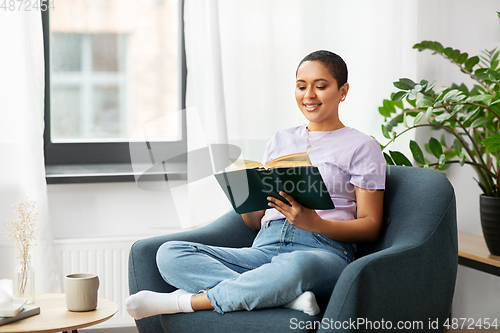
[241,210,265,231]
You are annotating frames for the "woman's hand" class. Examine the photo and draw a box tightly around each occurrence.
[268,187,384,243]
[267,191,321,232]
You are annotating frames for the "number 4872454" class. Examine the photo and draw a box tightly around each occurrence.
[1,0,55,11]
[443,318,498,330]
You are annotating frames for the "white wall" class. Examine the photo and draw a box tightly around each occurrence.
[415,0,500,321]
[47,180,185,239]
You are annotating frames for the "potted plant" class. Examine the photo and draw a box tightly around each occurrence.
[377,15,500,255]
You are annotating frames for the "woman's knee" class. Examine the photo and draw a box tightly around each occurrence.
[156,241,197,282]
[274,251,342,281]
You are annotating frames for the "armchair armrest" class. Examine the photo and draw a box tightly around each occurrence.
[129,210,256,294]
[129,210,257,333]
[320,219,457,333]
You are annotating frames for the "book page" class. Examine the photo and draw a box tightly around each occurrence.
[229,152,311,170]
[264,152,312,169]
[229,159,264,170]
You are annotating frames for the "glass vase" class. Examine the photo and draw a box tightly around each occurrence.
[14,254,35,304]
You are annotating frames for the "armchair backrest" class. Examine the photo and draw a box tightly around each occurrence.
[357,165,457,257]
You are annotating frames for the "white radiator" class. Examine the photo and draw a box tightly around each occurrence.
[54,236,139,328]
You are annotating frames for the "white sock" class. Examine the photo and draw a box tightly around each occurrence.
[125,289,194,320]
[285,291,320,316]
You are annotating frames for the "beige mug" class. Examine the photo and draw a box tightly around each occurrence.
[64,273,99,312]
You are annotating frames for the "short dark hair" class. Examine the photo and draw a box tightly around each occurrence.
[296,50,348,89]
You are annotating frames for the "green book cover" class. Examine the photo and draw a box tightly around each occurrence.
[215,165,334,214]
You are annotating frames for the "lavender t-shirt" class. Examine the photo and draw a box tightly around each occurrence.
[260,125,386,227]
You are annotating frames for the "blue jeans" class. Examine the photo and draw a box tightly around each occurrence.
[156,218,354,314]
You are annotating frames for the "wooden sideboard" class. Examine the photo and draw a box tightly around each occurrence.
[458,231,500,276]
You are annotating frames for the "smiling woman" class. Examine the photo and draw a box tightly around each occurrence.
[125,50,386,319]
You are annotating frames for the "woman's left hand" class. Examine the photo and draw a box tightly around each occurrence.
[267,191,321,232]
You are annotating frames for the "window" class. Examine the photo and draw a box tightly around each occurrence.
[42,0,187,183]
[50,33,128,141]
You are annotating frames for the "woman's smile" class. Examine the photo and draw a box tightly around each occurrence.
[303,103,322,112]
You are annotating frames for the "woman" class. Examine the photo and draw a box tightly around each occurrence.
[126,50,386,318]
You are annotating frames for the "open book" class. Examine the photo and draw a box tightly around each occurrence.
[215,152,335,214]
[231,152,313,170]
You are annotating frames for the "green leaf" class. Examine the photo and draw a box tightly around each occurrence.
[463,107,480,125]
[487,69,500,81]
[406,95,417,107]
[476,73,491,81]
[433,41,444,53]
[465,56,480,70]
[381,124,391,139]
[416,97,433,108]
[470,117,489,128]
[453,138,462,156]
[389,150,413,167]
[383,99,396,114]
[425,80,437,92]
[426,107,434,122]
[429,137,443,158]
[492,59,499,70]
[438,154,446,168]
[413,42,425,52]
[435,86,448,97]
[435,113,452,123]
[456,83,469,94]
[394,78,416,90]
[459,152,466,166]
[386,113,404,132]
[378,106,391,117]
[450,103,464,113]
[449,117,457,128]
[445,150,456,159]
[475,68,488,74]
[394,99,404,110]
[444,47,453,57]
[457,52,468,64]
[450,49,460,60]
[383,152,395,165]
[392,91,407,102]
[414,112,423,125]
[443,89,462,102]
[409,140,425,165]
[482,134,500,153]
[466,94,494,103]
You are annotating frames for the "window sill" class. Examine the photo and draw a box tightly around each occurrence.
[45,162,187,184]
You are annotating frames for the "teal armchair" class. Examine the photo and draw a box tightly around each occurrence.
[128,165,458,332]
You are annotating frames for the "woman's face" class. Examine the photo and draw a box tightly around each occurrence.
[295,60,349,130]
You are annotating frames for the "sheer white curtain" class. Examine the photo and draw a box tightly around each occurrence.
[180,0,419,227]
[0,12,59,293]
